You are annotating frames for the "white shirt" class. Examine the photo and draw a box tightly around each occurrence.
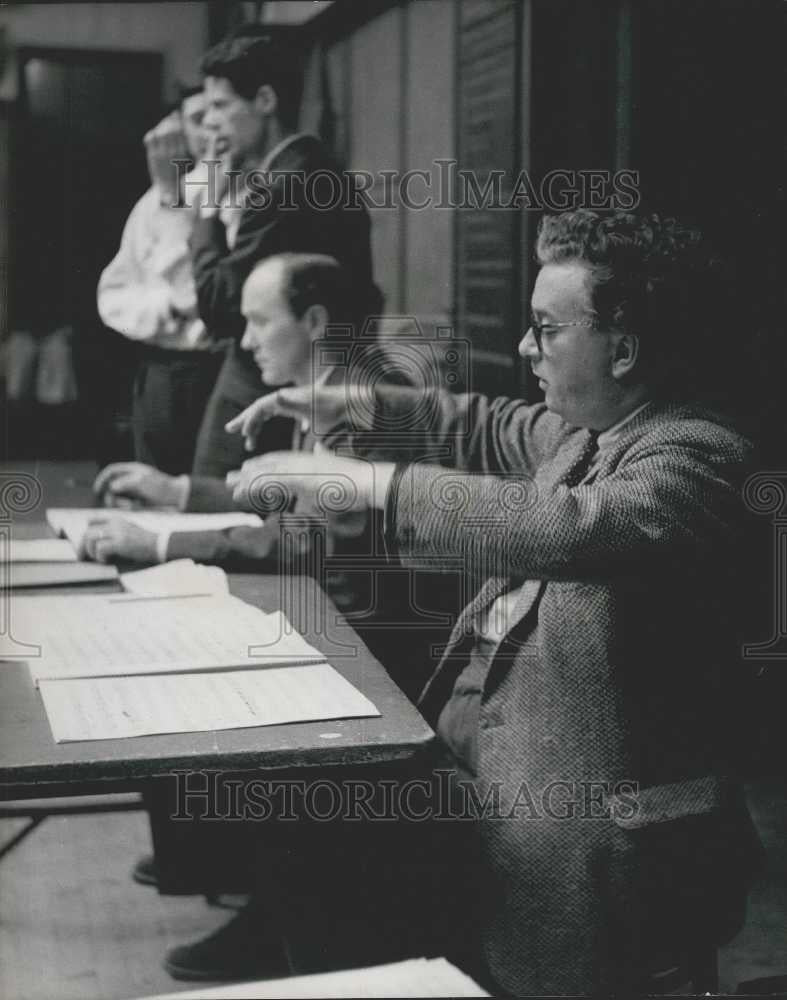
[97,185,208,350]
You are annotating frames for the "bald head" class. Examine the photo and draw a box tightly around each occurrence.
[240,254,343,387]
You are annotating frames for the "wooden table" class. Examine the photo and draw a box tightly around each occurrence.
[0,462,435,801]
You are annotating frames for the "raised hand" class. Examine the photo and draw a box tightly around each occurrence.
[144,111,189,205]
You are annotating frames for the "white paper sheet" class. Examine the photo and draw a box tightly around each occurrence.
[0,593,326,682]
[46,508,262,554]
[120,559,229,596]
[7,539,78,562]
[39,663,381,742]
[132,958,490,1000]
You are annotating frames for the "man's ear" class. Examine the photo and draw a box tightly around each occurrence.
[611,333,639,380]
[254,84,278,116]
[303,303,329,340]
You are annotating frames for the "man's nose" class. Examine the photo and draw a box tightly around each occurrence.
[202,108,221,130]
[240,325,253,351]
[518,326,539,360]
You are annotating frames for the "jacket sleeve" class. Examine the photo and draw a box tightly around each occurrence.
[165,521,279,569]
[165,510,334,572]
[386,421,752,580]
[185,476,239,513]
[337,387,561,475]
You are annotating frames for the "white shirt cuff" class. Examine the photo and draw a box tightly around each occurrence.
[156,531,172,564]
[173,475,191,511]
[370,463,396,509]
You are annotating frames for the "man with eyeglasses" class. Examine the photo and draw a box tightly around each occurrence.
[226,209,762,995]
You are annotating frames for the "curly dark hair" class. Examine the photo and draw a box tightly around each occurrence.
[535,209,733,401]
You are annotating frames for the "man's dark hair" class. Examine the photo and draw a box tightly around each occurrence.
[201,26,305,129]
[535,209,734,401]
[273,254,356,327]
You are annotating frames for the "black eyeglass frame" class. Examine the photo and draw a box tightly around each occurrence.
[527,315,599,353]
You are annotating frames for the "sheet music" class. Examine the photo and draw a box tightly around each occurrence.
[46,508,262,553]
[39,663,381,742]
[0,593,326,682]
[132,958,490,999]
[120,559,229,596]
[7,539,77,562]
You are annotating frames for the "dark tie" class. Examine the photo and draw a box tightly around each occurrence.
[566,429,601,488]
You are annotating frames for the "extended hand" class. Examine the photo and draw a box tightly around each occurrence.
[225,386,372,452]
[83,517,158,564]
[228,451,375,516]
[93,462,187,508]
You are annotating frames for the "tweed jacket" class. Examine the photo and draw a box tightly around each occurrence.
[376,389,761,995]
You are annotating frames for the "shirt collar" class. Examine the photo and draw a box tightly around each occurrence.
[298,366,338,433]
[596,400,652,451]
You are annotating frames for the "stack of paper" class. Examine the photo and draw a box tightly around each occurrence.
[39,664,380,742]
[8,539,77,562]
[5,593,327,682]
[2,536,119,587]
[0,591,380,743]
[5,562,119,588]
[133,958,490,999]
[120,559,229,596]
[46,508,263,554]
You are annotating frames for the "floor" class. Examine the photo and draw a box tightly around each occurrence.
[0,779,786,999]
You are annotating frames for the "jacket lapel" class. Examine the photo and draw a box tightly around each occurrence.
[418,575,509,717]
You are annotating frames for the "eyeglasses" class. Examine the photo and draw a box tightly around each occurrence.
[527,315,598,354]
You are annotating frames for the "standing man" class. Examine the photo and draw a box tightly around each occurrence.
[187,25,380,479]
[98,86,223,474]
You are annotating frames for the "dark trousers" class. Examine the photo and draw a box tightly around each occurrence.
[191,344,274,479]
[144,757,487,978]
[133,346,223,475]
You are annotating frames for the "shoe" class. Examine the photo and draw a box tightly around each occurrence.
[131,854,251,896]
[163,905,289,982]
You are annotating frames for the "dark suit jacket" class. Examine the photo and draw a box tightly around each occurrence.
[189,135,380,478]
[374,389,762,994]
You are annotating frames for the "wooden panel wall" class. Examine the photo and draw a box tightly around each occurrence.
[455,0,522,394]
[402,0,456,331]
[348,5,404,313]
[323,1,456,336]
